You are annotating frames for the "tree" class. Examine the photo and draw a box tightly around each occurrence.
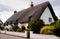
[50,20,60,37]
[54,20,60,28]
[50,21,56,26]
[28,19,45,33]
[53,20,60,37]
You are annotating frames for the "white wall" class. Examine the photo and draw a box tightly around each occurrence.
[4,23,28,29]
[0,30,33,38]
[40,7,54,24]
[0,30,60,39]
[18,23,28,29]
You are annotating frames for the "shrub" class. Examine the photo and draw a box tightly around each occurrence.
[53,20,60,37]
[9,26,13,31]
[16,28,22,32]
[27,20,35,31]
[54,20,60,28]
[50,20,60,29]
[40,26,55,35]
[11,25,19,31]
[5,28,9,31]
[21,26,25,32]
[28,19,45,33]
[54,28,60,37]
[50,20,60,37]
[0,25,4,30]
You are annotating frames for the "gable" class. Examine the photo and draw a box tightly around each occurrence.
[40,7,54,24]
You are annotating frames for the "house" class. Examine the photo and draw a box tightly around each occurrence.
[4,1,58,29]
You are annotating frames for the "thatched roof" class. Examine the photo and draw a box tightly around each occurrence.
[4,1,58,25]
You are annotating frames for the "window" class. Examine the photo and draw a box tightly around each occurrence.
[49,17,52,22]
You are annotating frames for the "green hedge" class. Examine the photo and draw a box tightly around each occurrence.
[16,28,22,32]
[28,20,45,33]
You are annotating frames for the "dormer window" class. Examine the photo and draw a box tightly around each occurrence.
[49,17,52,22]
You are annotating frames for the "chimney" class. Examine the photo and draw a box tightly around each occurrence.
[14,10,17,14]
[30,1,34,8]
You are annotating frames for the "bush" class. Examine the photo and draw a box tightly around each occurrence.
[54,28,60,37]
[50,20,60,29]
[16,28,22,32]
[0,25,4,30]
[28,19,45,33]
[11,25,19,31]
[21,26,25,32]
[40,26,55,35]
[5,28,9,31]
[54,20,60,28]
[53,20,60,37]
[27,20,35,30]
[9,26,13,31]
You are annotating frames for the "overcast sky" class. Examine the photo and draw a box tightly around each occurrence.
[0,0,60,23]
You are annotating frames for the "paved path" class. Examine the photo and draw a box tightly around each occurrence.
[0,34,28,39]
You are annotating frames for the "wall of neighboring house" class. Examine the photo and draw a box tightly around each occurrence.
[40,7,54,24]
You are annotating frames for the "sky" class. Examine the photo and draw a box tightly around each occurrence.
[0,0,60,23]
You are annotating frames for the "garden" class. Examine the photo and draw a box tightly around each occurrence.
[0,19,60,37]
